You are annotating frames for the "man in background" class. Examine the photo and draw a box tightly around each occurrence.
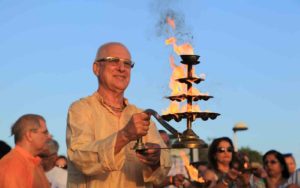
[158,130,190,187]
[41,139,67,188]
[0,114,51,188]
[284,153,297,175]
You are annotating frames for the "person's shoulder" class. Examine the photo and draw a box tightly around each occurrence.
[69,93,98,110]
[203,169,218,181]
[0,150,28,174]
[47,167,67,187]
[126,101,143,112]
[48,166,67,177]
[54,166,67,174]
[287,168,300,185]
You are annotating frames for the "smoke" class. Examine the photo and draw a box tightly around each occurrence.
[150,1,194,44]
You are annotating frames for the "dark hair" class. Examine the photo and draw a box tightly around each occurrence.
[0,140,11,159]
[11,114,45,143]
[263,150,290,179]
[283,153,293,157]
[208,137,235,171]
[56,155,68,169]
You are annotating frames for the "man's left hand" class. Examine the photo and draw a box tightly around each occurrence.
[136,143,160,170]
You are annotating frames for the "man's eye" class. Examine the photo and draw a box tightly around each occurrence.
[124,61,131,66]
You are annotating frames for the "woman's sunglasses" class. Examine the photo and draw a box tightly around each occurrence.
[217,147,233,153]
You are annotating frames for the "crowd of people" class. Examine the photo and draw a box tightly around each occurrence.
[156,132,300,188]
[0,114,68,188]
[0,42,299,188]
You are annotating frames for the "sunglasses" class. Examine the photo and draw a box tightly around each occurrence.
[264,160,278,165]
[96,56,135,68]
[217,147,233,153]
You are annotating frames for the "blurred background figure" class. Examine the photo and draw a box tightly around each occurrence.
[55,155,68,170]
[158,130,190,188]
[159,130,171,147]
[283,153,297,176]
[41,139,67,188]
[204,137,266,188]
[0,140,11,159]
[191,161,208,178]
[263,150,290,188]
[0,114,51,188]
[285,168,300,187]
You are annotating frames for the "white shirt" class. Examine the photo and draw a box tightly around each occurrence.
[165,157,189,188]
[283,168,300,187]
[46,166,67,188]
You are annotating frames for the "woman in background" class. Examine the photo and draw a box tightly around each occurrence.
[204,137,266,188]
[263,150,289,188]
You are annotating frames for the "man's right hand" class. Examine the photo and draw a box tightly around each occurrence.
[115,112,151,154]
[121,112,151,141]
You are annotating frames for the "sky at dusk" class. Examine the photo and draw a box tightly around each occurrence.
[1,0,299,165]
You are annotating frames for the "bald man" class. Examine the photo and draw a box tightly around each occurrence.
[66,42,171,188]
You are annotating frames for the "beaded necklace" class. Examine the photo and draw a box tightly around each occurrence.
[103,101,125,112]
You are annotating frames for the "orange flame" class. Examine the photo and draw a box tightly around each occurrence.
[167,17,176,30]
[163,16,202,114]
[165,37,194,55]
[169,55,185,96]
[181,104,201,113]
[179,151,205,183]
[162,101,180,114]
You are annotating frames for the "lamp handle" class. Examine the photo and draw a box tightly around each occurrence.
[133,109,182,152]
[144,109,182,139]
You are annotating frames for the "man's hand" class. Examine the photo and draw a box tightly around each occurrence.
[115,112,150,154]
[136,143,161,170]
[121,112,151,141]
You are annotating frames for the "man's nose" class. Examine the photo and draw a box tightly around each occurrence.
[48,134,53,140]
[117,61,126,71]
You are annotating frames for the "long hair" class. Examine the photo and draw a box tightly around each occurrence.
[208,137,235,171]
[263,150,290,179]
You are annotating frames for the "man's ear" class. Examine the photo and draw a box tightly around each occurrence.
[93,62,100,76]
[24,130,33,142]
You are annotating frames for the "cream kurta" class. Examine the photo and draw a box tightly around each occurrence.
[66,92,171,188]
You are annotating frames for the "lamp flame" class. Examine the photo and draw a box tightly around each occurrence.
[163,17,203,115]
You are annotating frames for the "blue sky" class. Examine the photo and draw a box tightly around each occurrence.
[1,0,299,165]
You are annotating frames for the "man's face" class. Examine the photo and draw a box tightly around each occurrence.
[40,148,58,170]
[31,120,52,154]
[96,44,132,93]
[285,156,296,174]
